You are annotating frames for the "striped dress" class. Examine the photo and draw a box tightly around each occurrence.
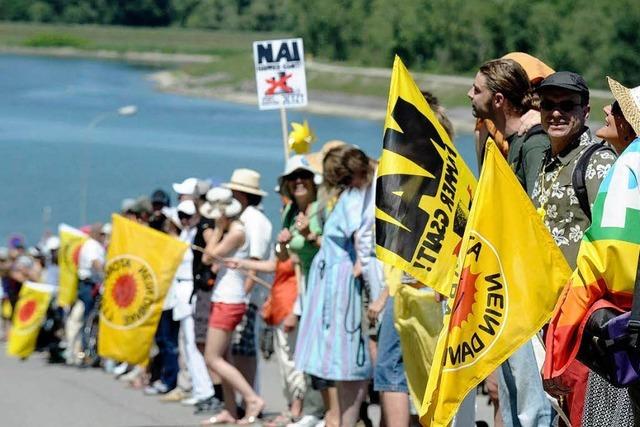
[294,187,372,381]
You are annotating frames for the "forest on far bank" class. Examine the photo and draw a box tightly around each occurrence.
[2,0,639,87]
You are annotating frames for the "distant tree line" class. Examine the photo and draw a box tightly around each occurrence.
[2,0,639,86]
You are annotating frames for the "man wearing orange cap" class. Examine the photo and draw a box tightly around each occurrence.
[469,58,550,194]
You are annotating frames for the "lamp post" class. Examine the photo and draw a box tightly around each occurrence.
[79,105,137,225]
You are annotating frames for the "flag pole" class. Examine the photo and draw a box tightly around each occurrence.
[280,96,290,162]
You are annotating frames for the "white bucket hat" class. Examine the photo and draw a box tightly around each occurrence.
[199,187,243,220]
[222,169,267,197]
[608,76,640,136]
[161,206,181,229]
[172,177,198,196]
[177,199,196,216]
[277,155,322,196]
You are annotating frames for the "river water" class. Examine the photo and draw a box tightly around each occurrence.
[0,54,476,244]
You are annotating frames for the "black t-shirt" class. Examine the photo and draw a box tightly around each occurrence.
[192,217,216,291]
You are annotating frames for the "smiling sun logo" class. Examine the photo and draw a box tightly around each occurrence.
[101,255,158,330]
[444,232,508,370]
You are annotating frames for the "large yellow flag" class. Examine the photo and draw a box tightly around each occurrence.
[375,56,476,295]
[57,224,88,307]
[98,214,188,365]
[421,141,571,426]
[7,282,54,358]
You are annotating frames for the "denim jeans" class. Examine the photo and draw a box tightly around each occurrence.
[77,279,96,351]
[374,297,408,393]
[156,309,180,389]
[498,340,552,427]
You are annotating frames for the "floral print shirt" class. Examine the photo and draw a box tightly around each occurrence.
[531,128,617,269]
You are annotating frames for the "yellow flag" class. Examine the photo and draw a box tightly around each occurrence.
[98,214,188,365]
[421,141,571,426]
[57,224,88,307]
[375,56,476,295]
[7,282,54,358]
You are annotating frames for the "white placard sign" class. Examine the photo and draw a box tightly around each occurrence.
[253,38,307,110]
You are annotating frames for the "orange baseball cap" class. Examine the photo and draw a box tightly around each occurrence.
[503,52,554,85]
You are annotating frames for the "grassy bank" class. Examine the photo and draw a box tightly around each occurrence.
[0,22,613,116]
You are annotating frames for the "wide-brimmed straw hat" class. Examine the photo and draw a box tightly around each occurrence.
[607,76,640,136]
[305,140,347,173]
[222,169,267,197]
[199,187,243,220]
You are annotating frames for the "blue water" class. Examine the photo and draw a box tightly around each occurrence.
[0,54,476,244]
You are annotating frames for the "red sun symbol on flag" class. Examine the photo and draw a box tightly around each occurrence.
[449,266,479,331]
[112,274,137,308]
[72,245,82,267]
[18,299,37,323]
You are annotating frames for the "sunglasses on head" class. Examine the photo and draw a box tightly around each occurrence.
[286,170,314,181]
[178,211,193,220]
[540,99,583,112]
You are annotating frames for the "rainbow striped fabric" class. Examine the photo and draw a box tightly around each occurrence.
[544,137,640,379]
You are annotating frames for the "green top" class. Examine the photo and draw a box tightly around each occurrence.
[506,125,550,194]
[282,201,325,279]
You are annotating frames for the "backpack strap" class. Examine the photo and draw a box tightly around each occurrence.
[571,142,615,222]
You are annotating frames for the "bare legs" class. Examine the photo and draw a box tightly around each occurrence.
[203,327,264,423]
[381,391,410,427]
[336,380,368,427]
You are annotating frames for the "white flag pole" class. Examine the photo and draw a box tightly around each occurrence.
[280,96,290,162]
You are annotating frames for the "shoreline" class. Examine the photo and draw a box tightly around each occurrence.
[1,46,477,133]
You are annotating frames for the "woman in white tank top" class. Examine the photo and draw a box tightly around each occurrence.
[199,187,265,425]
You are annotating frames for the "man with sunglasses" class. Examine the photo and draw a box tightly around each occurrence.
[532,71,617,426]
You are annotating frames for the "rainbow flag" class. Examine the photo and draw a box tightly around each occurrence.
[544,138,640,378]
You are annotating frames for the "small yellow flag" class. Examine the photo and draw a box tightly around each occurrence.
[375,56,476,295]
[421,141,571,426]
[98,214,188,365]
[57,224,88,308]
[7,282,54,358]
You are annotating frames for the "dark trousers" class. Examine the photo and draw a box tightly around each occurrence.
[77,279,96,350]
[155,309,180,389]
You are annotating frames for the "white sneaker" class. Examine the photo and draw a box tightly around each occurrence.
[144,380,170,395]
[113,362,129,377]
[119,365,142,382]
[180,396,201,406]
[286,415,321,427]
[314,421,325,427]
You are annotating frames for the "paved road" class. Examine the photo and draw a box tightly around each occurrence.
[0,343,493,427]
[0,343,285,427]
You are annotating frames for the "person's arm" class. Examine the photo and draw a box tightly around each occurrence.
[225,257,276,273]
[206,223,244,260]
[367,286,389,323]
[522,135,550,194]
[201,227,224,265]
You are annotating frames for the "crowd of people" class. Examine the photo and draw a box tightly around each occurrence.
[3,50,640,427]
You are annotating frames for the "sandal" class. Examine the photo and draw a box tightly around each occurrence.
[201,409,237,426]
[237,399,265,425]
[263,413,293,427]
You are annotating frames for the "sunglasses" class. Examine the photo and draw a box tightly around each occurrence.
[540,100,583,112]
[286,170,314,181]
[611,101,622,116]
[178,211,193,220]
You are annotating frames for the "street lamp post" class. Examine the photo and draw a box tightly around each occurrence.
[79,105,137,225]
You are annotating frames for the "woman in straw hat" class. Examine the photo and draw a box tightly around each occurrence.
[294,145,376,427]
[579,77,640,427]
[199,187,265,426]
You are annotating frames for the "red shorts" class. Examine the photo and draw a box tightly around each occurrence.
[209,302,247,331]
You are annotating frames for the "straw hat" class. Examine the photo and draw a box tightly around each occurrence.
[199,187,243,220]
[222,169,267,197]
[607,76,640,136]
[305,140,347,173]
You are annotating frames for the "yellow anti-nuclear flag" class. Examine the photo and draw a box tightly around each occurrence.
[98,214,188,365]
[57,224,88,308]
[421,141,571,426]
[7,282,54,358]
[375,56,476,296]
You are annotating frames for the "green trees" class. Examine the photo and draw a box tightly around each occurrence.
[1,0,639,87]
